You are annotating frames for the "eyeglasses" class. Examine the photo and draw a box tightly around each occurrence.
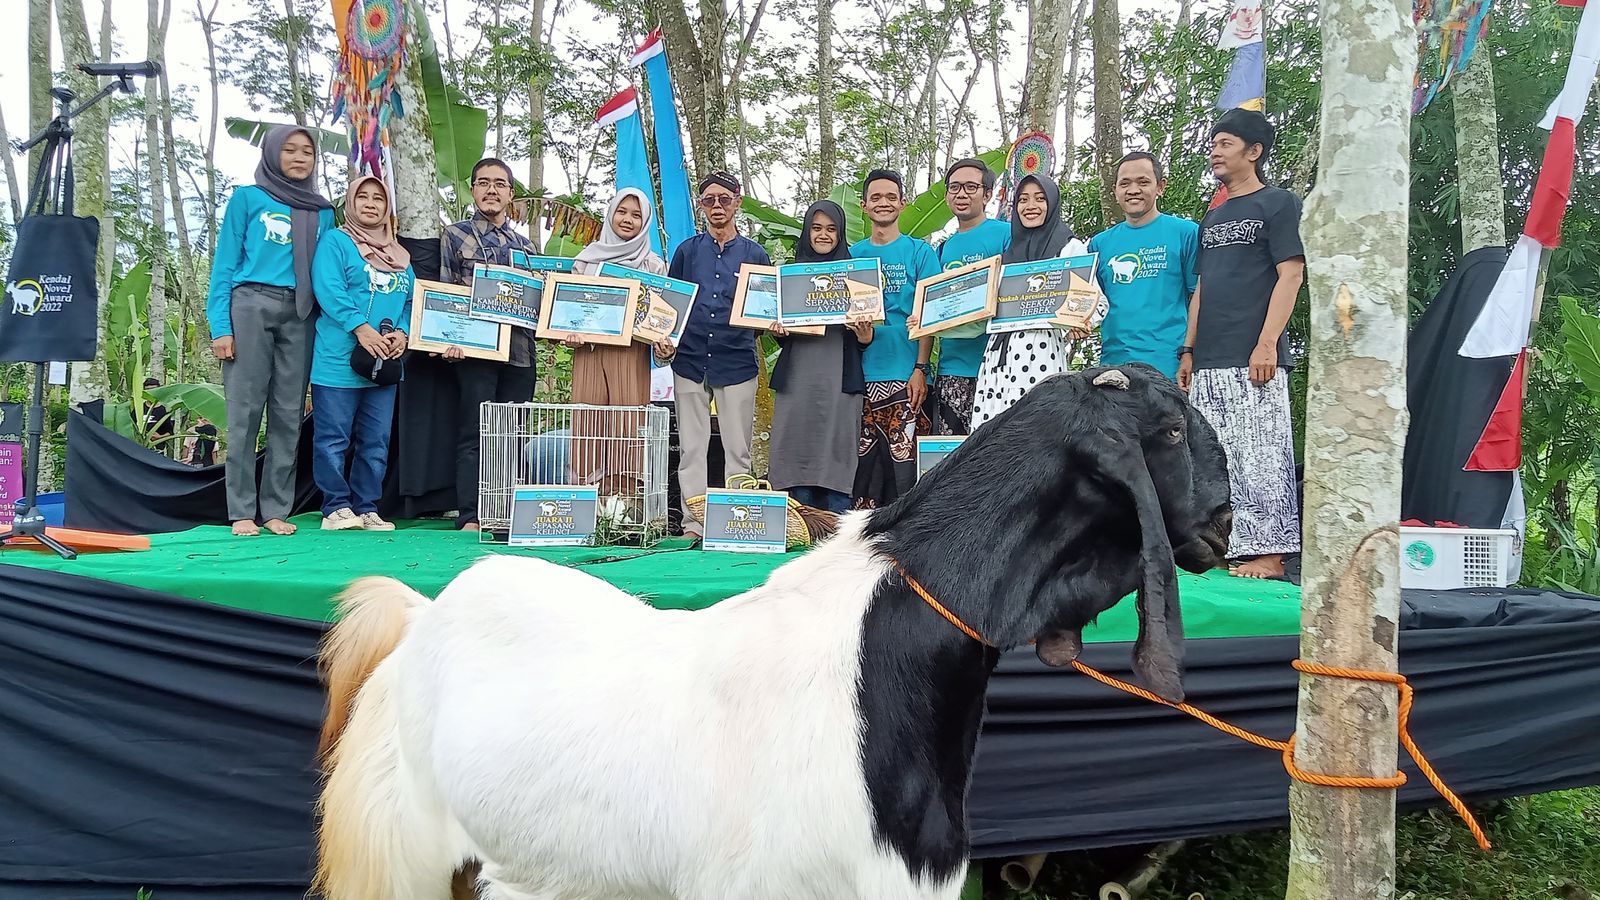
[947,182,985,196]
[700,194,737,208]
[473,178,511,190]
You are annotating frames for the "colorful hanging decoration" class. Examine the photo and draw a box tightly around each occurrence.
[997,132,1055,221]
[1412,0,1494,113]
[330,0,408,181]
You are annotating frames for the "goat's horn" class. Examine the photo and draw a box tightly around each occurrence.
[1093,369,1131,390]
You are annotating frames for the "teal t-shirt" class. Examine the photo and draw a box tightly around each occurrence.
[206,185,336,339]
[850,234,942,383]
[1087,213,1198,381]
[309,229,415,388]
[935,219,1011,377]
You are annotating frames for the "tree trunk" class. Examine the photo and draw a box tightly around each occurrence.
[198,0,221,245]
[28,0,52,183]
[1022,0,1074,137]
[146,0,170,384]
[282,0,308,126]
[1452,51,1506,254]
[697,0,729,171]
[1061,0,1091,181]
[651,0,710,178]
[57,0,112,405]
[816,0,837,191]
[391,13,442,239]
[1090,0,1124,225]
[1286,0,1412,890]
[526,0,548,247]
[0,106,23,223]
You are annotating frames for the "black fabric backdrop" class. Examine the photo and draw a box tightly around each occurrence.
[1402,246,1517,528]
[1,568,1596,898]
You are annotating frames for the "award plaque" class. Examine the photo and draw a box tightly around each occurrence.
[469,263,542,329]
[909,256,1000,339]
[989,253,1101,334]
[508,485,599,547]
[598,262,700,346]
[535,272,639,347]
[915,436,966,479]
[408,280,512,361]
[730,264,824,335]
[511,250,576,274]
[775,258,885,328]
[702,487,789,554]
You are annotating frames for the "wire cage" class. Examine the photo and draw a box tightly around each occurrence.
[478,402,671,547]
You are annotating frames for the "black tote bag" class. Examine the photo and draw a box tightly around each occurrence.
[0,150,101,362]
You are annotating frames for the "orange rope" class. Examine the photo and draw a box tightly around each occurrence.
[896,568,1492,851]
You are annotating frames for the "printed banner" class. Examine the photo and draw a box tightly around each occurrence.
[598,262,699,345]
[989,254,1101,334]
[775,258,885,328]
[469,263,542,329]
[1219,0,1265,48]
[702,488,789,554]
[508,485,599,547]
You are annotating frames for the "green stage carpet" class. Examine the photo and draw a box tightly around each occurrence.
[0,515,1303,642]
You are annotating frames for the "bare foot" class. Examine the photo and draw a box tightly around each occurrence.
[262,518,298,536]
[1230,555,1285,580]
[461,522,480,532]
[232,519,260,536]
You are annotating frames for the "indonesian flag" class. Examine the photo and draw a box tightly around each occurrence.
[1464,350,1527,472]
[630,27,665,66]
[1541,0,1600,127]
[595,87,640,128]
[1526,116,1576,247]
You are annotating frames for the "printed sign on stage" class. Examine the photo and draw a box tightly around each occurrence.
[510,250,576,274]
[535,273,639,347]
[469,263,543,329]
[702,488,788,554]
[916,435,966,479]
[0,402,21,527]
[989,253,1102,334]
[508,485,600,547]
[598,263,699,346]
[729,264,824,335]
[909,256,1000,339]
[408,280,511,361]
[776,258,884,328]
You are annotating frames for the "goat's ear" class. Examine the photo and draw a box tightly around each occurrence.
[1063,433,1185,702]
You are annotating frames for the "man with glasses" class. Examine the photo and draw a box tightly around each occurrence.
[666,171,772,538]
[931,158,1009,434]
[439,157,539,531]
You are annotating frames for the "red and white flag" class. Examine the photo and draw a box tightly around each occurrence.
[630,27,665,66]
[1541,0,1600,127]
[595,87,639,128]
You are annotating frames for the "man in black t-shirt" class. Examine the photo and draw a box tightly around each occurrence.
[1178,108,1305,581]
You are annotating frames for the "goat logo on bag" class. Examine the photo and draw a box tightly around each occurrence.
[5,280,44,317]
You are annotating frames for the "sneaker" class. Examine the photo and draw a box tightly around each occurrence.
[321,508,363,530]
[359,511,396,531]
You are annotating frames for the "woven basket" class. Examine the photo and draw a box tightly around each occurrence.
[685,475,839,550]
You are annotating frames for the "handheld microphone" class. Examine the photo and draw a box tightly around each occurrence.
[378,318,395,336]
[76,61,162,80]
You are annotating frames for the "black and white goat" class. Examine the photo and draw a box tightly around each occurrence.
[314,363,1233,900]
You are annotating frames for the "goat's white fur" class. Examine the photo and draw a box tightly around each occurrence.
[318,513,966,900]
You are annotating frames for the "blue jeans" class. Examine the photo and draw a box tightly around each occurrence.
[788,485,851,513]
[311,384,397,515]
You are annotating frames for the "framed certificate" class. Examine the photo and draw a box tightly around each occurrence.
[535,272,639,347]
[909,257,1000,339]
[702,488,789,554]
[989,253,1100,334]
[469,263,543,329]
[730,264,824,335]
[511,250,576,274]
[508,485,599,547]
[408,280,512,361]
[776,258,885,328]
[598,263,700,346]
[916,436,965,479]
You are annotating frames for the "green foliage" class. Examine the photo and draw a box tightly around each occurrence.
[413,7,490,205]
[1559,295,1600,394]
[222,117,351,157]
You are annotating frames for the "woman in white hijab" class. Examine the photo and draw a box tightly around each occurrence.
[567,188,674,493]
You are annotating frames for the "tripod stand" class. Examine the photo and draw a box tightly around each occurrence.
[2,67,150,559]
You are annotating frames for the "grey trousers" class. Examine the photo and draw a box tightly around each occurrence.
[222,282,314,523]
[672,374,757,534]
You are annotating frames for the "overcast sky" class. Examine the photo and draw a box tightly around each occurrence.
[3,0,1194,222]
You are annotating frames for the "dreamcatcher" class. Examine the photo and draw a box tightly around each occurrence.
[1412,0,1493,113]
[331,0,408,188]
[997,132,1056,221]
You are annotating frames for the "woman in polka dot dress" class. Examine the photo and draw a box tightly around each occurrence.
[971,175,1102,428]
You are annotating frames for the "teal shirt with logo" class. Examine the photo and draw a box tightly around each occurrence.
[206,185,336,339]
[850,234,942,383]
[309,229,415,388]
[935,219,1011,377]
[1087,213,1198,380]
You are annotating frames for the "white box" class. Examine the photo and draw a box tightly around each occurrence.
[1399,526,1520,590]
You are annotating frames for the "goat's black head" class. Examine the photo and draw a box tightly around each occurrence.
[866,362,1232,702]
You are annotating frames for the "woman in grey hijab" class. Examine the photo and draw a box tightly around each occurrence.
[205,125,335,536]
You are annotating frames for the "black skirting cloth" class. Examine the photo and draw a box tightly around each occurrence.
[1,568,1596,898]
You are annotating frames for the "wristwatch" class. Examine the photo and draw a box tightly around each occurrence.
[1178,346,1194,357]
[914,362,933,376]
